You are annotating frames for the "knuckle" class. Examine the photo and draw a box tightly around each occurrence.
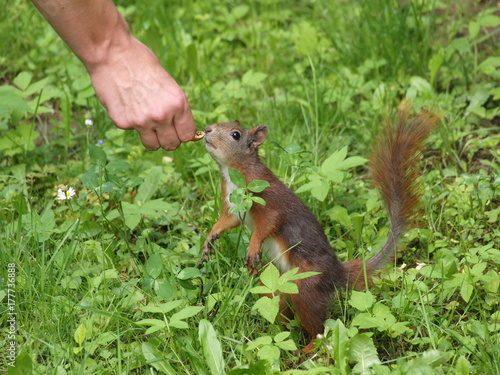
[168,94,188,113]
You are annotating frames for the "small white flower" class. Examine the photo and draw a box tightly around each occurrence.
[85,119,94,126]
[415,262,427,271]
[57,186,76,200]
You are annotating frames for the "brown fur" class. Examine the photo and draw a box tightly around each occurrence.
[202,111,438,352]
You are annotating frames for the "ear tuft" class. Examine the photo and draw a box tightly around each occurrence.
[248,125,268,149]
[233,120,240,126]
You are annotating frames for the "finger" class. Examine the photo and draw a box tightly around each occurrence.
[156,120,181,151]
[173,105,197,143]
[137,127,161,151]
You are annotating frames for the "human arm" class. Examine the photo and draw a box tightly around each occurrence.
[30,0,196,151]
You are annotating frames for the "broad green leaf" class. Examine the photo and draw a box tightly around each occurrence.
[0,86,31,113]
[139,199,173,217]
[471,262,487,276]
[455,356,470,375]
[467,90,490,112]
[256,345,280,364]
[327,205,351,226]
[251,196,266,206]
[483,269,500,293]
[121,201,142,224]
[450,37,471,53]
[414,349,449,367]
[330,319,350,375]
[88,144,107,166]
[136,166,162,203]
[338,156,368,170]
[276,280,298,294]
[136,319,167,334]
[24,76,52,97]
[231,4,250,20]
[252,295,280,323]
[136,318,166,327]
[142,343,177,375]
[349,334,381,371]
[278,267,299,283]
[284,270,321,281]
[348,291,375,311]
[242,69,267,88]
[140,300,182,314]
[146,254,163,279]
[91,269,118,289]
[352,313,385,330]
[9,352,33,375]
[198,320,225,375]
[229,187,246,205]
[106,159,130,174]
[101,181,115,193]
[478,14,500,27]
[169,306,203,329]
[275,339,297,351]
[311,180,331,201]
[292,21,319,56]
[228,168,246,187]
[177,267,202,280]
[74,323,86,346]
[260,263,280,291]
[247,180,270,193]
[477,57,500,76]
[154,279,174,300]
[39,208,55,241]
[273,331,291,343]
[125,176,144,188]
[460,281,473,302]
[249,285,273,294]
[296,174,327,194]
[429,48,444,84]
[321,146,348,176]
[0,123,39,155]
[246,336,273,351]
[81,170,99,189]
[13,71,33,91]
[285,144,302,154]
[409,76,433,95]
[124,213,141,230]
[227,360,272,375]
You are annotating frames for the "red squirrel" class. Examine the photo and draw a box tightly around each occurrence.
[201,109,438,353]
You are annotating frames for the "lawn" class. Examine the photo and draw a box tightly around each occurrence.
[0,0,499,374]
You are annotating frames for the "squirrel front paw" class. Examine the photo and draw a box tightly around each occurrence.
[201,241,213,262]
[201,233,220,262]
[245,253,261,275]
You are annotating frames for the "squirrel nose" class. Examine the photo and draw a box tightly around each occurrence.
[205,126,212,133]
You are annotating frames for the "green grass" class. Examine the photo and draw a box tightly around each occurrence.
[1,0,499,374]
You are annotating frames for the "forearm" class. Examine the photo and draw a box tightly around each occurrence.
[30,0,133,71]
[31,0,197,150]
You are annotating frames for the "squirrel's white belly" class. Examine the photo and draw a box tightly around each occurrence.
[222,166,289,272]
[222,166,253,227]
[262,237,291,273]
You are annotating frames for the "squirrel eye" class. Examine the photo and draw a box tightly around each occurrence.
[230,131,241,141]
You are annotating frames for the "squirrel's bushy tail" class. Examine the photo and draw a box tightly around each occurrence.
[345,106,439,289]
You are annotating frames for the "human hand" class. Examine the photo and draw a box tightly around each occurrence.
[88,38,196,151]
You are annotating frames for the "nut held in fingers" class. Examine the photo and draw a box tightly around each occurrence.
[192,131,205,141]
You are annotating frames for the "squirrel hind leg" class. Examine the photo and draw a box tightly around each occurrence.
[290,278,331,352]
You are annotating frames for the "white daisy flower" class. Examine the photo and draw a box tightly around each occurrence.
[56,186,76,200]
[85,119,94,126]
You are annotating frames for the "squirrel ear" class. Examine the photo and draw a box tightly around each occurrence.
[248,125,268,149]
[233,120,240,126]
